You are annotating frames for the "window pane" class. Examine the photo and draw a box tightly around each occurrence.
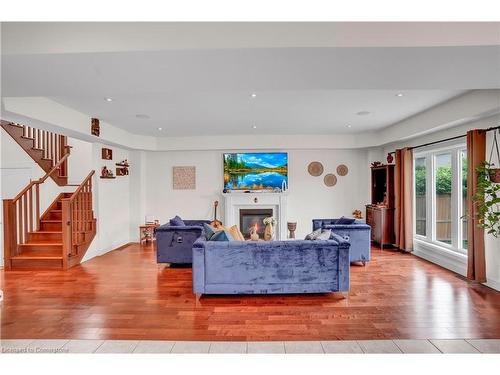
[461,150,468,249]
[415,157,427,236]
[435,153,452,244]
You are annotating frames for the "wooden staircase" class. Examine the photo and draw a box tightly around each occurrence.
[2,120,96,270]
[1,120,70,186]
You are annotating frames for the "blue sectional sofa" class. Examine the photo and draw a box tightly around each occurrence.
[192,236,350,295]
[155,219,210,264]
[312,219,371,264]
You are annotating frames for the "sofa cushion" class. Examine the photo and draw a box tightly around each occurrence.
[228,225,245,241]
[315,229,332,240]
[335,216,356,225]
[305,228,322,240]
[169,215,186,226]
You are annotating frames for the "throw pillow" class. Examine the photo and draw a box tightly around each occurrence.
[305,228,322,240]
[203,223,234,241]
[228,225,245,241]
[169,215,186,226]
[210,229,234,241]
[335,216,356,225]
[315,229,332,240]
[203,223,217,240]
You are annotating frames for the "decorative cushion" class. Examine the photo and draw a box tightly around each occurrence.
[169,215,186,226]
[305,228,322,240]
[203,223,217,240]
[335,216,356,225]
[203,223,234,241]
[228,225,245,241]
[315,229,332,240]
[210,230,233,241]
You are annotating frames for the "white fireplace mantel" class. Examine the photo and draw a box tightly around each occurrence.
[222,192,288,240]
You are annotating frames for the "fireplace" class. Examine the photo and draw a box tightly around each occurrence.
[239,208,273,240]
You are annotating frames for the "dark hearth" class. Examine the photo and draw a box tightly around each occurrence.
[239,208,273,239]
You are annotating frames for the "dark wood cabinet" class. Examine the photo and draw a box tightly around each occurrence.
[366,164,395,249]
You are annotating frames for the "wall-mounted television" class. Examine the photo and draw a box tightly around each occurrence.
[223,152,288,191]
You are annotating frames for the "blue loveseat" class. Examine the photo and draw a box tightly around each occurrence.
[192,236,350,295]
[312,219,371,264]
[155,219,210,264]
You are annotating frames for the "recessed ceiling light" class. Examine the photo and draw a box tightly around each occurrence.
[346,124,352,128]
[135,114,150,119]
[251,93,257,98]
[356,111,371,116]
[158,127,163,131]
[395,93,404,97]
[104,97,113,102]
[252,125,257,129]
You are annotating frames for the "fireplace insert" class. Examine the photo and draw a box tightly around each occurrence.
[239,208,273,239]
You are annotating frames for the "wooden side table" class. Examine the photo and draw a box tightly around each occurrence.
[139,224,159,244]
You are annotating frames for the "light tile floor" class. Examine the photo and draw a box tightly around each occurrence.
[1,339,499,354]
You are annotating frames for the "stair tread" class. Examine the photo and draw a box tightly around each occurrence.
[19,242,63,246]
[20,135,35,140]
[12,250,63,260]
[28,231,62,234]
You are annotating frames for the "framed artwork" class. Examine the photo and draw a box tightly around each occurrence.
[173,166,196,189]
[91,118,100,137]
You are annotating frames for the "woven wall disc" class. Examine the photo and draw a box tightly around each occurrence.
[308,161,324,177]
[324,173,337,187]
[337,164,349,176]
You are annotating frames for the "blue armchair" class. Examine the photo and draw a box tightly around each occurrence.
[312,219,371,265]
[155,220,210,264]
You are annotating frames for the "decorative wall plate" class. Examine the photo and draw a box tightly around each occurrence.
[324,173,337,187]
[308,161,324,176]
[337,164,348,176]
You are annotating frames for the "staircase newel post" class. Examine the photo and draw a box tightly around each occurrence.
[3,199,16,270]
[61,198,72,270]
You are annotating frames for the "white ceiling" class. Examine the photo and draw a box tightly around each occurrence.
[1,22,499,137]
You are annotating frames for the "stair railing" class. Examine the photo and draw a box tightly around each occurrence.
[22,124,69,175]
[2,153,70,269]
[61,171,96,264]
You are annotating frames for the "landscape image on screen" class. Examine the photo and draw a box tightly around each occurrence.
[223,153,288,190]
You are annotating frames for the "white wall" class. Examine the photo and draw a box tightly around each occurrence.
[82,143,133,261]
[143,148,370,239]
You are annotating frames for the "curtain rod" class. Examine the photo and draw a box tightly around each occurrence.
[388,125,500,155]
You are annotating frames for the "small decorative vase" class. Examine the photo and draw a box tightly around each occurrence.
[264,224,274,241]
[287,222,297,239]
[249,226,259,241]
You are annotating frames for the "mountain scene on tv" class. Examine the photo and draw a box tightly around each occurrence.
[224,153,288,190]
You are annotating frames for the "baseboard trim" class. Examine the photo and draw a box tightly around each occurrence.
[484,277,500,291]
[112,242,135,252]
[413,239,467,277]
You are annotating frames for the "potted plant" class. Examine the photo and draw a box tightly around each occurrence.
[474,161,500,237]
[487,129,500,183]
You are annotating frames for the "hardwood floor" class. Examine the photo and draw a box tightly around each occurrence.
[1,243,499,341]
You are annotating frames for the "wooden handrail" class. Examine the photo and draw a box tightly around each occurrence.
[12,153,70,202]
[68,170,95,202]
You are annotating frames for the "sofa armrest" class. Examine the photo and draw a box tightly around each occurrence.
[323,223,370,230]
[192,239,206,293]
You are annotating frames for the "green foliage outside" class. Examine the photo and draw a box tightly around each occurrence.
[414,159,467,196]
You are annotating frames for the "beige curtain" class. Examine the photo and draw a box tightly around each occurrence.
[395,147,414,252]
[466,129,486,282]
